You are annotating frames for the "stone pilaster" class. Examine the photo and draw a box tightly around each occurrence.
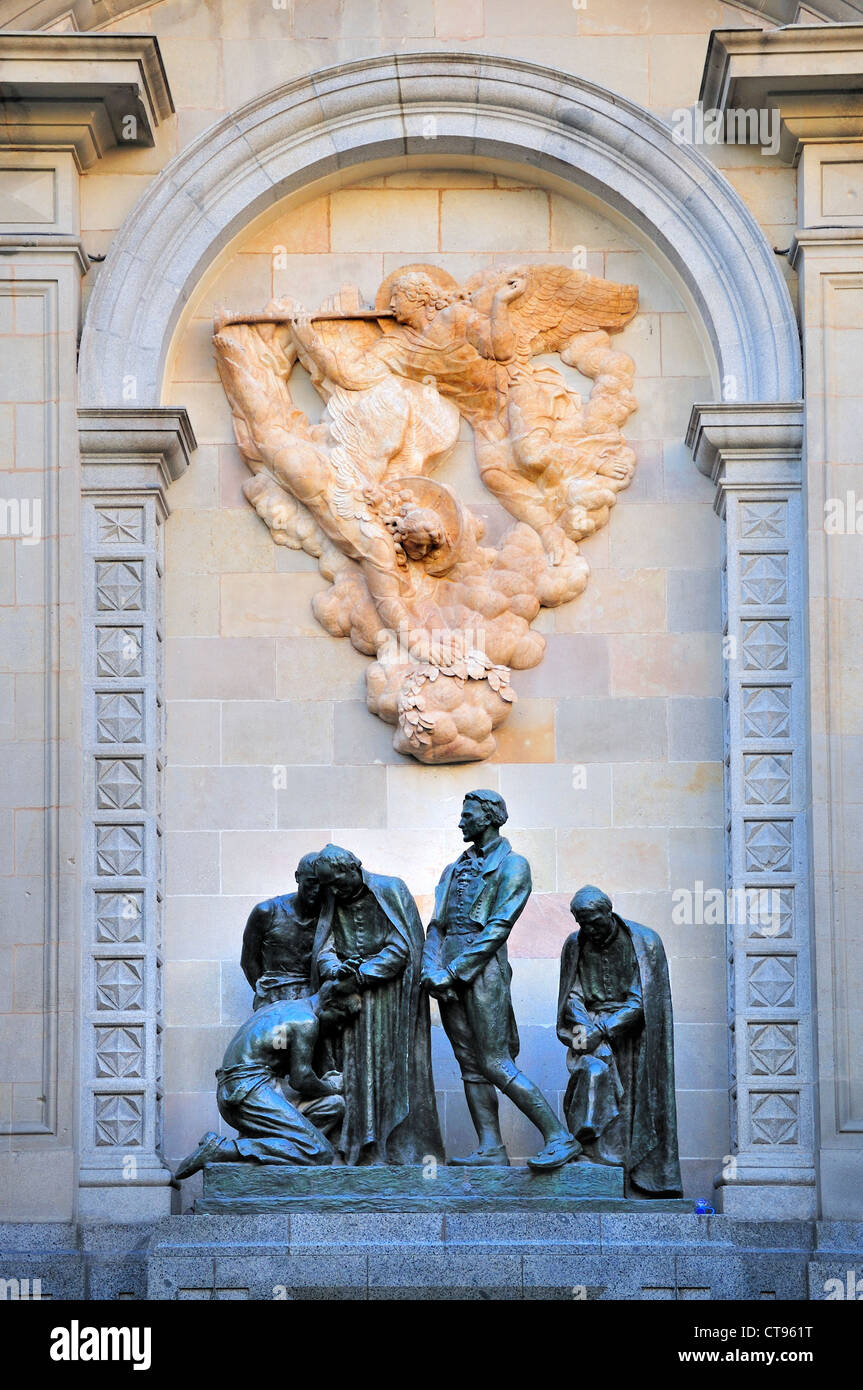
[77,409,193,1220]
[0,28,177,1223]
[791,214,863,1222]
[0,233,87,1219]
[688,403,816,1219]
[699,18,863,1223]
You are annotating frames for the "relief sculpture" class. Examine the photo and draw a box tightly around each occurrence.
[214,262,638,762]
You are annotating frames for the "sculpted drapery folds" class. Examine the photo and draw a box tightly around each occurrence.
[214,262,638,763]
[310,846,444,1168]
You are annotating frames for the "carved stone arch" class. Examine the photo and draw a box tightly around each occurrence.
[79,51,801,406]
[3,0,861,34]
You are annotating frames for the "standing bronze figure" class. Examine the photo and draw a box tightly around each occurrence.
[241,851,321,1008]
[422,790,578,1169]
[557,885,682,1196]
[311,844,444,1166]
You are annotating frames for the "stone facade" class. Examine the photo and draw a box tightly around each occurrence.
[1,0,862,1297]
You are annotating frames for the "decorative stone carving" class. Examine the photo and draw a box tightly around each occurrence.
[95,958,144,1012]
[748,1022,798,1077]
[687,402,816,1218]
[213,264,638,762]
[738,500,787,539]
[739,553,788,605]
[741,685,791,740]
[95,626,143,679]
[79,406,193,1217]
[743,819,793,873]
[95,757,144,811]
[95,691,144,744]
[95,891,143,943]
[750,1091,799,1146]
[94,1025,144,1079]
[741,618,790,671]
[95,559,144,611]
[94,1093,144,1148]
[742,754,792,806]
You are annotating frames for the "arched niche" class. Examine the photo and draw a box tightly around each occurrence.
[79,51,801,408]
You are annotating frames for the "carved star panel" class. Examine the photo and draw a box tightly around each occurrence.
[742,685,791,740]
[749,1090,799,1146]
[95,823,144,878]
[744,818,793,872]
[96,691,144,744]
[95,626,143,679]
[95,957,144,1012]
[96,506,144,546]
[95,559,144,612]
[747,954,796,1009]
[743,753,792,806]
[738,501,787,540]
[94,1025,144,1078]
[746,884,793,939]
[741,619,789,671]
[95,757,144,811]
[94,1092,144,1147]
[739,552,788,606]
[94,891,144,943]
[748,1022,798,1076]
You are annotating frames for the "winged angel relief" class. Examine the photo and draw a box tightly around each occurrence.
[214,263,638,763]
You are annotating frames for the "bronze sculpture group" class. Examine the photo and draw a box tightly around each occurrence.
[176,791,682,1198]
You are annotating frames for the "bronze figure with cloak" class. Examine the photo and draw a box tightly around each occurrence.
[311,844,444,1166]
[557,885,682,1196]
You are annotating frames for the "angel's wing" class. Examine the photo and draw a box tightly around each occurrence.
[461,263,638,358]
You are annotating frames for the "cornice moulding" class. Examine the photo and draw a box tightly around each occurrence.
[687,401,805,495]
[78,405,196,495]
[789,225,863,267]
[0,230,88,269]
[700,25,863,163]
[0,31,173,168]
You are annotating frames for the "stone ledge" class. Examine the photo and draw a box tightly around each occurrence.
[700,25,863,162]
[0,32,174,168]
[2,1218,860,1299]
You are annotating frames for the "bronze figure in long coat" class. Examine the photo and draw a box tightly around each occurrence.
[311,845,443,1166]
[557,885,682,1196]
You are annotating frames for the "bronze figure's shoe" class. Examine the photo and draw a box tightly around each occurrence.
[448,1145,510,1167]
[526,1134,582,1170]
[174,1131,224,1180]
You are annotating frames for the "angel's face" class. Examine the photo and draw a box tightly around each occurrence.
[389,276,440,327]
[389,287,416,324]
[396,508,444,560]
